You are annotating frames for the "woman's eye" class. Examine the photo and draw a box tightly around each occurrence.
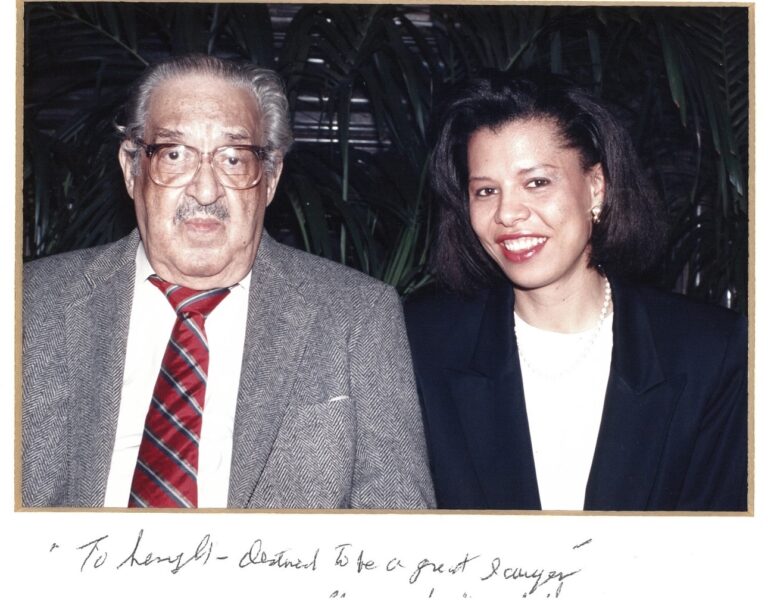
[473,187,496,197]
[526,178,550,189]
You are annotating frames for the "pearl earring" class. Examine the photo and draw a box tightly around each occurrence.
[590,205,602,224]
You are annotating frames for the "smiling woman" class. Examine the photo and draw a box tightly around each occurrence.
[405,71,748,512]
[466,118,605,310]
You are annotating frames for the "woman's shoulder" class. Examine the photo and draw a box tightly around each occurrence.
[403,284,495,361]
[406,284,482,316]
[404,284,495,331]
[615,279,746,345]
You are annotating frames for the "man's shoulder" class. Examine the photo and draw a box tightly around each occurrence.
[24,231,139,301]
[26,243,106,281]
[262,235,394,307]
[24,231,139,284]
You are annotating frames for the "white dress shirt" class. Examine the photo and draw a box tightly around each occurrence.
[515,312,613,511]
[103,243,249,507]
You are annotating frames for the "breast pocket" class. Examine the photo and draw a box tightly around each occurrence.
[251,394,357,508]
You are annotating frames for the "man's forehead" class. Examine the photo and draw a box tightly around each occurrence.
[150,126,254,143]
[144,73,262,140]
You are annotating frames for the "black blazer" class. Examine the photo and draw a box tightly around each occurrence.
[405,279,748,511]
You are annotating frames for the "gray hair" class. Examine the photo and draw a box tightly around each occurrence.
[116,54,293,176]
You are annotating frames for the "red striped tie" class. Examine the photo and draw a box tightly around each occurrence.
[128,275,230,508]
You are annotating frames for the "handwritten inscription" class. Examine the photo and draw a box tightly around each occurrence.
[239,538,319,571]
[408,553,478,584]
[116,529,215,573]
[51,530,586,599]
[480,557,580,597]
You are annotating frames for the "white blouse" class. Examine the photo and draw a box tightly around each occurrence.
[514,311,614,510]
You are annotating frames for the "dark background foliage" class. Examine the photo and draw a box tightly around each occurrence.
[23,2,749,310]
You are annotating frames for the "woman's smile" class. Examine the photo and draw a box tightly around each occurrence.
[497,234,548,262]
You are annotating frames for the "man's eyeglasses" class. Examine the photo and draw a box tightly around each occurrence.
[134,139,270,190]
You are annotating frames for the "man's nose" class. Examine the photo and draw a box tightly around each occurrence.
[185,156,225,205]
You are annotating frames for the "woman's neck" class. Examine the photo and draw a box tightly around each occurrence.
[513,269,609,333]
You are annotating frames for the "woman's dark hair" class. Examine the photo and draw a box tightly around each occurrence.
[428,70,668,293]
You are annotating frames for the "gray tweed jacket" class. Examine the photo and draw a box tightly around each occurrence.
[22,229,435,509]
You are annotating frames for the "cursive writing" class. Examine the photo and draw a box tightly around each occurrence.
[116,529,215,574]
[53,531,592,599]
[481,556,580,597]
[238,538,318,571]
[409,553,480,584]
[77,534,109,572]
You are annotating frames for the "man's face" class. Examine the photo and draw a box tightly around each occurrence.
[119,73,282,289]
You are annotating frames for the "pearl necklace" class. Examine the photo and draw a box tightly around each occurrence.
[514,278,612,379]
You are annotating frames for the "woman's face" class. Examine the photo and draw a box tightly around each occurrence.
[467,117,604,293]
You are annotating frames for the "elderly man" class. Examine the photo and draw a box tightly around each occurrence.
[22,54,434,509]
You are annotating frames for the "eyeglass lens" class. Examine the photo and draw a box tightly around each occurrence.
[150,145,262,189]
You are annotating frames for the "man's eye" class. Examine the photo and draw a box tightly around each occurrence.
[158,147,188,163]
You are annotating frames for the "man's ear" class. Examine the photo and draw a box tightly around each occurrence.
[264,157,284,206]
[118,140,137,199]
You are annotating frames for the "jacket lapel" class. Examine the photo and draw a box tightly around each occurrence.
[64,231,139,506]
[447,284,541,509]
[446,279,686,511]
[585,280,686,510]
[228,234,317,507]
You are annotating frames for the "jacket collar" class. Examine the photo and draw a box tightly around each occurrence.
[464,278,668,392]
[586,278,685,510]
[64,230,139,506]
[465,282,517,378]
[608,278,667,393]
[447,282,540,509]
[80,229,141,291]
[67,229,316,508]
[448,277,683,510]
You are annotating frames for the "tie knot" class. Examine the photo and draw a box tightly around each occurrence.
[149,275,230,318]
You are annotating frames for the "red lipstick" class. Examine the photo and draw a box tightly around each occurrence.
[496,234,547,263]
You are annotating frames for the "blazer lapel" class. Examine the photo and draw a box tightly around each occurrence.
[228,234,317,507]
[447,284,541,509]
[585,280,686,510]
[64,231,139,506]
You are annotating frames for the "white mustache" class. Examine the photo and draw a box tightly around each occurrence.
[174,198,230,223]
